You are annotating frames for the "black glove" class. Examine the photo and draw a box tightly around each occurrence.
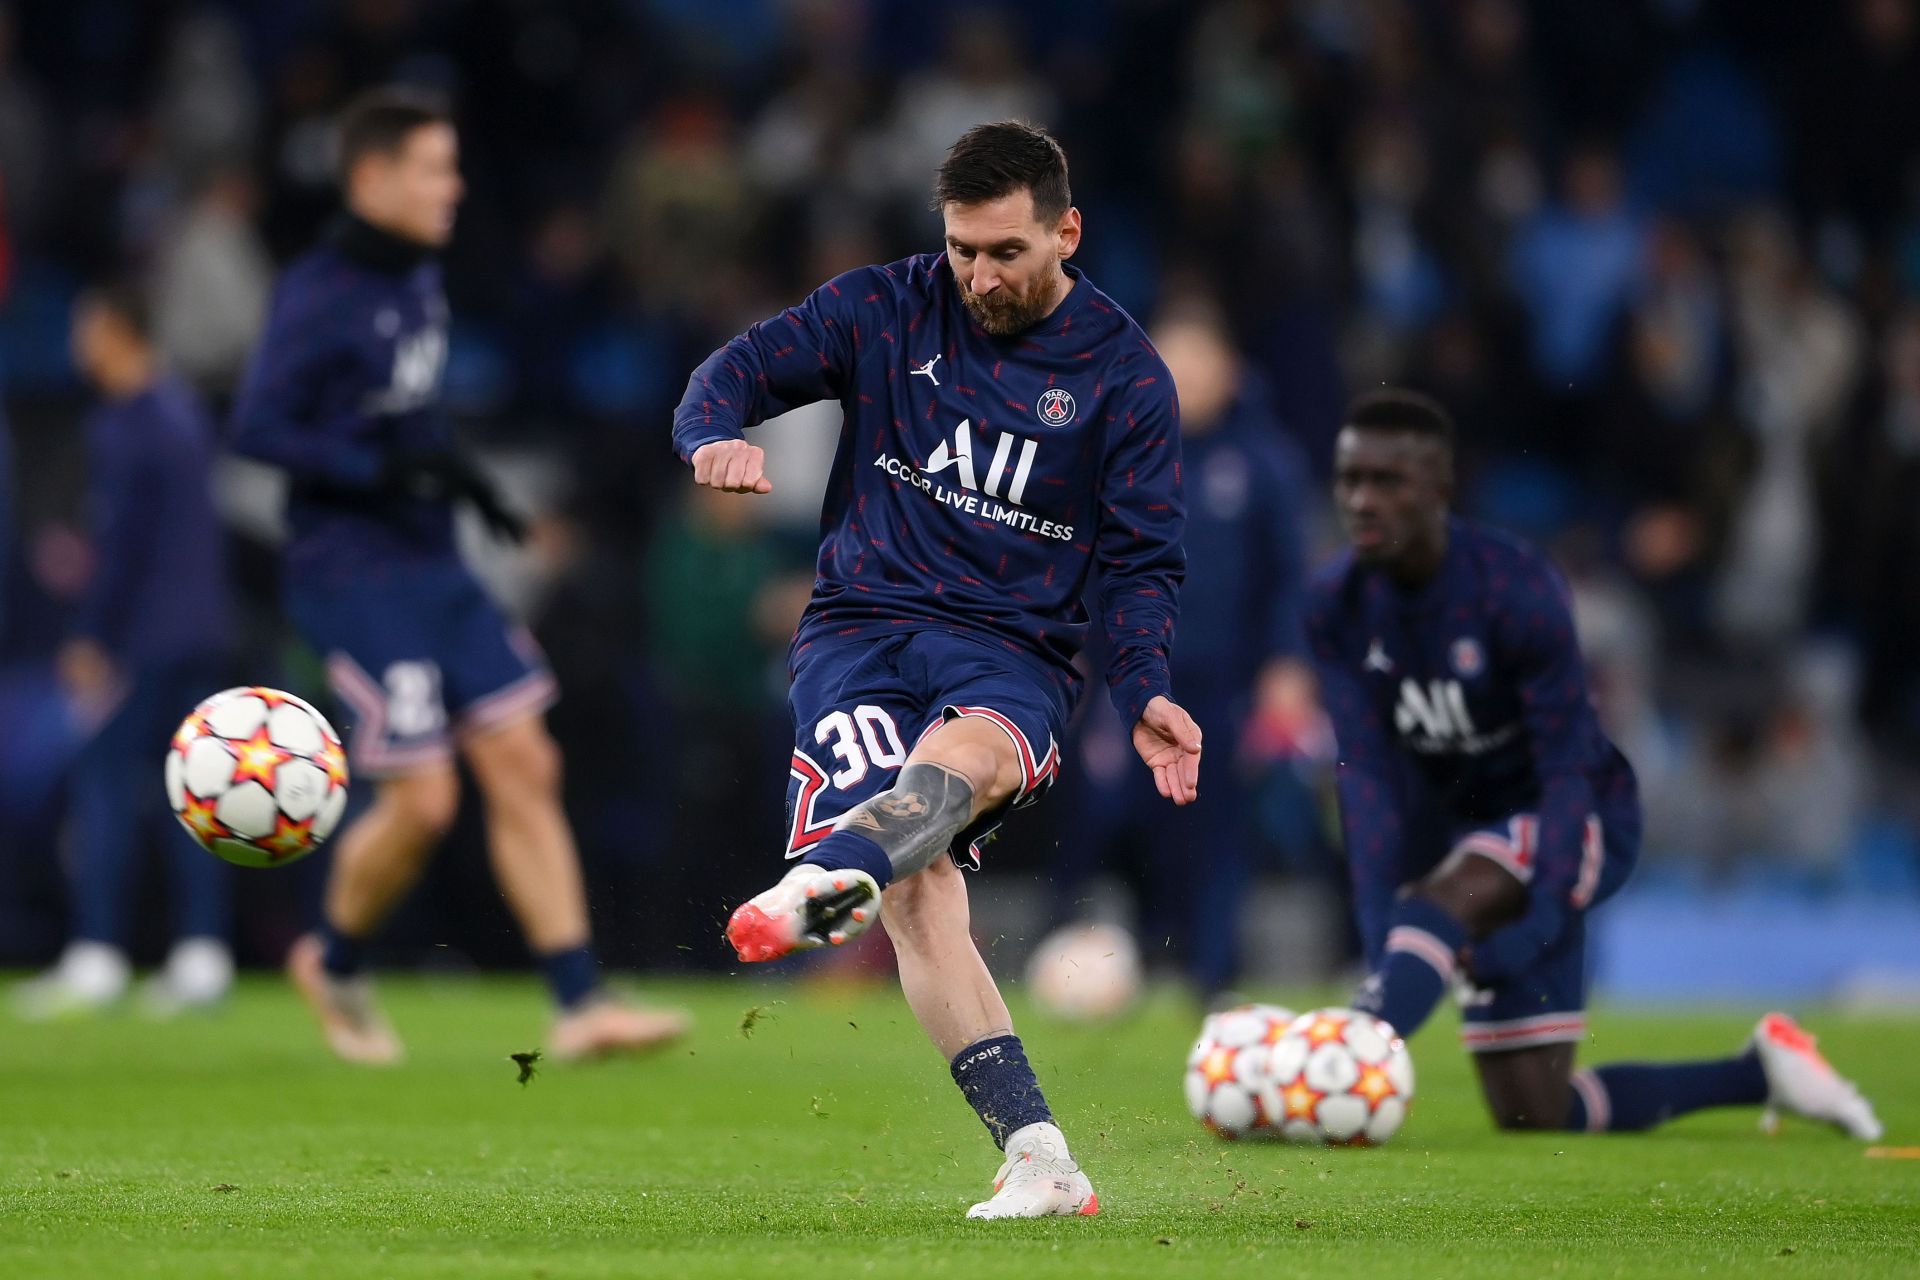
[382,452,530,544]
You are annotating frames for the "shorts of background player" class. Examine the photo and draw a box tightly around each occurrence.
[1443,811,1638,1055]
[286,557,558,777]
[783,629,1067,869]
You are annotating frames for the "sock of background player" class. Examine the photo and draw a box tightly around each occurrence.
[1352,897,1468,1039]
[798,761,977,890]
[950,1033,1055,1149]
[1565,1053,1768,1132]
[317,915,368,980]
[535,944,603,1011]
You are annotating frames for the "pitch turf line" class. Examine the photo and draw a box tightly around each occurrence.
[0,977,1913,1279]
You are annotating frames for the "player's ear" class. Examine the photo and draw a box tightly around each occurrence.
[1056,207,1082,260]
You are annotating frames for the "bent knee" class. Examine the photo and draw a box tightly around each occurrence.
[381,769,461,843]
[1489,1100,1570,1132]
[469,720,564,798]
[1413,858,1526,937]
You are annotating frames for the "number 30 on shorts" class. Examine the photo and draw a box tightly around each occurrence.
[815,705,908,788]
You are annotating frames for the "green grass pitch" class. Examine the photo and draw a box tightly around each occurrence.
[2,976,1914,1278]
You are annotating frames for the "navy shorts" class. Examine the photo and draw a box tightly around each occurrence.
[1443,811,1638,1054]
[783,630,1068,868]
[286,557,557,776]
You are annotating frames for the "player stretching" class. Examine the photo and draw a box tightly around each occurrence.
[1308,389,1881,1140]
[232,88,684,1064]
[675,122,1201,1218]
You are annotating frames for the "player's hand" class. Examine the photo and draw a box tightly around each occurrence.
[385,452,530,543]
[1133,695,1203,806]
[690,440,773,494]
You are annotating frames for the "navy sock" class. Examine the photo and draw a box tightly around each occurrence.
[1353,897,1468,1040]
[537,944,602,1011]
[951,1034,1054,1149]
[801,829,895,890]
[318,917,366,980]
[1566,1052,1768,1132]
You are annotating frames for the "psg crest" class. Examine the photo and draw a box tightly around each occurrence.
[1451,637,1484,677]
[1035,388,1077,427]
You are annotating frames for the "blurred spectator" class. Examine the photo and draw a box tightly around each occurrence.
[854,13,1056,222]
[153,6,258,186]
[1715,210,1863,649]
[152,168,273,398]
[12,285,232,1019]
[1508,143,1646,405]
[601,99,760,328]
[1838,307,1920,766]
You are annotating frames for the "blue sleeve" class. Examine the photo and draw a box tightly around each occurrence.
[75,423,157,649]
[671,266,891,464]
[1306,586,1405,963]
[1469,561,1601,981]
[1098,373,1184,727]
[229,280,386,488]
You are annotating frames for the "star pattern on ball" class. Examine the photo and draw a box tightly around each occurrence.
[1352,1062,1399,1107]
[260,814,315,863]
[316,742,349,788]
[1280,1077,1326,1121]
[229,727,293,788]
[247,686,294,709]
[1302,1013,1350,1048]
[171,710,208,755]
[178,792,231,845]
[1199,1046,1238,1088]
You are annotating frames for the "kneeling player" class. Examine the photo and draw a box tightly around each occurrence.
[1307,390,1881,1140]
[673,123,1203,1217]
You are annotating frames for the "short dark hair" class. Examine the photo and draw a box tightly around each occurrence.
[79,280,153,342]
[337,87,452,187]
[1342,388,1456,449]
[933,121,1072,224]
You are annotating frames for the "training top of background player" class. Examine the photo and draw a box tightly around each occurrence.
[230,227,456,569]
[1305,515,1639,973]
[672,252,1185,727]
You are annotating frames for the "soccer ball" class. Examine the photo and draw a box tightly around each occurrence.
[1183,1003,1297,1139]
[1025,922,1142,1020]
[1261,1007,1414,1145]
[165,686,349,868]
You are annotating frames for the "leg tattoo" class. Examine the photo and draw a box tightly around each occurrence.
[838,761,977,880]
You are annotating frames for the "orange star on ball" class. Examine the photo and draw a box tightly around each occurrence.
[229,727,291,788]
[1302,1013,1350,1047]
[1352,1063,1398,1107]
[1280,1077,1326,1121]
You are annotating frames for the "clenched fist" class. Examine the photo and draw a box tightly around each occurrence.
[690,440,773,494]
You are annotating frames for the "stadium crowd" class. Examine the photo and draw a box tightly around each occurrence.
[1,0,1918,985]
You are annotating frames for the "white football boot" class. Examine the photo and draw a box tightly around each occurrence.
[12,941,131,1020]
[966,1122,1100,1220]
[549,996,690,1061]
[139,937,234,1017]
[1752,1012,1883,1141]
[286,933,404,1066]
[725,864,880,963]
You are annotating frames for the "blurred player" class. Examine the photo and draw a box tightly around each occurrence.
[1307,389,1882,1140]
[14,285,235,1018]
[231,88,684,1064]
[676,122,1200,1218]
[1047,301,1314,997]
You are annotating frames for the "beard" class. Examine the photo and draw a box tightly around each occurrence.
[957,255,1062,336]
